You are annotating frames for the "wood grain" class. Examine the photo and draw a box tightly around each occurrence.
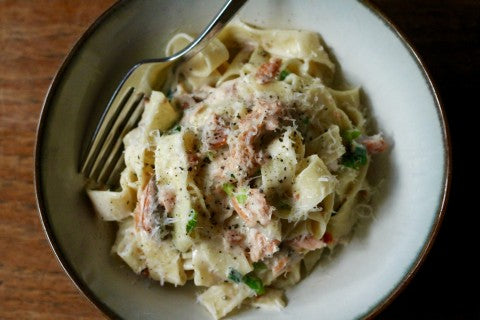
[0,1,115,319]
[0,0,477,319]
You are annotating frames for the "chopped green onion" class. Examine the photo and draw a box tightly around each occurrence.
[242,274,265,295]
[206,151,215,161]
[227,268,266,295]
[174,125,181,132]
[230,173,236,179]
[186,209,197,233]
[342,142,367,169]
[228,268,243,284]
[235,193,247,205]
[342,129,361,143]
[222,183,235,196]
[253,261,267,271]
[279,69,290,81]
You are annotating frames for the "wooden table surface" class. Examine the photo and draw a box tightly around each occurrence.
[0,1,478,319]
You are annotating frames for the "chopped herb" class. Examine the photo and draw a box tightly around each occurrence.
[279,69,290,81]
[174,125,182,132]
[228,268,242,284]
[206,151,215,161]
[242,274,265,295]
[230,173,236,179]
[227,269,265,295]
[253,261,267,271]
[342,142,367,169]
[342,129,361,143]
[186,209,198,233]
[222,183,235,196]
[235,192,247,205]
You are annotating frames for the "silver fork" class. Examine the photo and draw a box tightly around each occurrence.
[79,0,247,187]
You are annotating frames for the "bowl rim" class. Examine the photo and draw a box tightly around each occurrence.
[34,0,452,319]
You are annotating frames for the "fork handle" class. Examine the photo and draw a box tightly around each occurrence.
[153,0,248,64]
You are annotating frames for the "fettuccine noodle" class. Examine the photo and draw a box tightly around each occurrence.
[87,21,388,320]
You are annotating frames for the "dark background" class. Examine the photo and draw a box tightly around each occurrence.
[369,0,479,318]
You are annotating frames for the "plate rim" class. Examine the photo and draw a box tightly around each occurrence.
[33,0,452,319]
[34,1,129,319]
[359,1,451,318]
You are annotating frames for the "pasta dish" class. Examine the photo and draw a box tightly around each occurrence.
[87,22,387,319]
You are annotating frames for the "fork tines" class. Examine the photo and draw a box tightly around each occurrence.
[80,87,145,187]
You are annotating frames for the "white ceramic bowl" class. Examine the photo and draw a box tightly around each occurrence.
[35,1,450,319]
